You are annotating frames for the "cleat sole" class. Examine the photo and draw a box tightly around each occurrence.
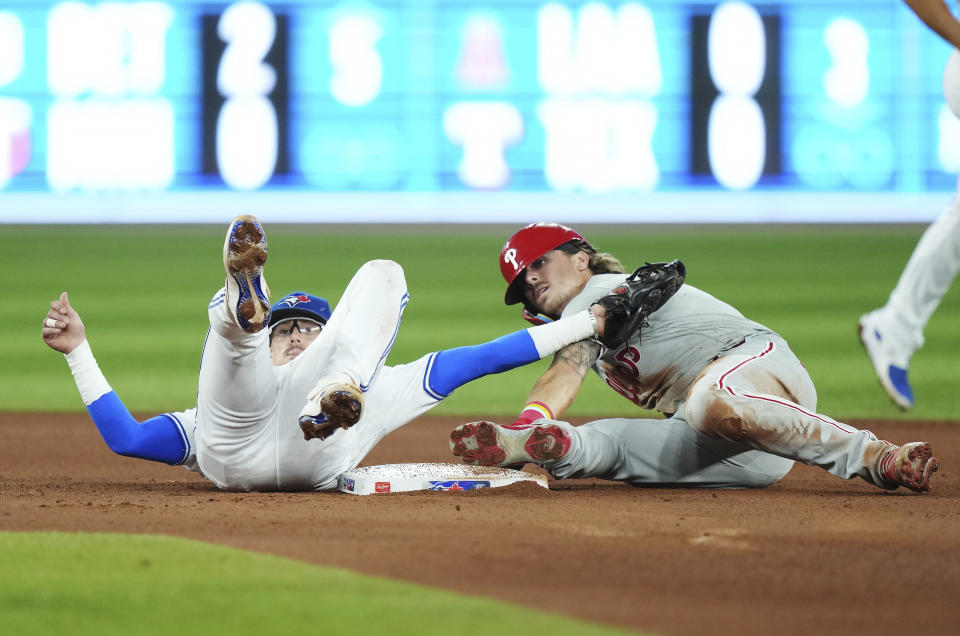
[450,421,570,467]
[225,216,270,332]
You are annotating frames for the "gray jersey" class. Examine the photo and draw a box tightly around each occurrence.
[562,274,776,415]
[548,274,889,490]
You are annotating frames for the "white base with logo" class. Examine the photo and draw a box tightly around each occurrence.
[337,463,548,495]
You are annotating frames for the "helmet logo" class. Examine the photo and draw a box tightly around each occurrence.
[503,248,519,271]
[279,294,309,307]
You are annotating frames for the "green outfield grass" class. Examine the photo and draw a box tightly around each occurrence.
[6,223,959,420]
[0,532,638,636]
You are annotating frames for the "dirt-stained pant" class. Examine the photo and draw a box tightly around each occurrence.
[547,335,890,488]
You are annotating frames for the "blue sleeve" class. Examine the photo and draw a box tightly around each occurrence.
[85,391,189,465]
[426,329,541,397]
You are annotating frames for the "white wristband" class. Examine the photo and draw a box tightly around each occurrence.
[527,310,597,358]
[64,339,113,406]
[586,308,599,337]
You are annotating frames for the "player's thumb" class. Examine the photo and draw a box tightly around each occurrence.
[60,291,71,311]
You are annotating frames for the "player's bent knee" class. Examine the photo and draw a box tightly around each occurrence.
[363,259,402,275]
[685,382,747,441]
[360,259,406,286]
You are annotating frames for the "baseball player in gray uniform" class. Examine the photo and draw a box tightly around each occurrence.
[858,0,960,409]
[41,216,612,491]
[451,223,940,493]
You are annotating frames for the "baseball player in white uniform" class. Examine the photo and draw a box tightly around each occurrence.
[41,216,611,492]
[451,223,940,493]
[858,0,960,409]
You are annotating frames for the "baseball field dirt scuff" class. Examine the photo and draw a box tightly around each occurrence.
[1,412,958,636]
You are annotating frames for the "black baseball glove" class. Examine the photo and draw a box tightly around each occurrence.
[593,260,686,350]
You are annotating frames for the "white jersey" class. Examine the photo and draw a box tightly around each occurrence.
[159,408,200,472]
[191,261,444,491]
[562,274,776,416]
[182,258,597,492]
[163,355,440,490]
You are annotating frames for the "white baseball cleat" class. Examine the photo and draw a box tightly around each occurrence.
[223,215,271,333]
[299,381,364,441]
[857,311,913,410]
[877,442,939,493]
[450,421,571,467]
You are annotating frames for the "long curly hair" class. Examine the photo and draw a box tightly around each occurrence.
[554,239,624,274]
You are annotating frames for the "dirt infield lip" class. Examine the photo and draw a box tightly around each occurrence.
[2,412,958,636]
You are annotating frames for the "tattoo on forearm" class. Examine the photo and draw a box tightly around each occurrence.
[552,341,601,379]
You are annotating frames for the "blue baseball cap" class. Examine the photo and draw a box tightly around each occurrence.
[269,291,332,328]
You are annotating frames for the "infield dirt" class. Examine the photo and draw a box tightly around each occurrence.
[2,413,958,636]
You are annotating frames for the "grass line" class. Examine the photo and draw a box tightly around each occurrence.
[0,531,640,636]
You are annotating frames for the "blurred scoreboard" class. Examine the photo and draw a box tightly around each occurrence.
[1,0,958,221]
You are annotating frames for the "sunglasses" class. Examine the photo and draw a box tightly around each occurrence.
[270,319,323,337]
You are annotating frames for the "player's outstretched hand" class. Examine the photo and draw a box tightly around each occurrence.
[42,292,86,354]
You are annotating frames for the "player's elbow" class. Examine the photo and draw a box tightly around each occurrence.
[100,430,143,459]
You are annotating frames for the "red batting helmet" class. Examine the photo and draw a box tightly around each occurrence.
[500,222,589,305]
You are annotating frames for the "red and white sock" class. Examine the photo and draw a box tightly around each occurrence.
[507,401,554,429]
[878,444,900,484]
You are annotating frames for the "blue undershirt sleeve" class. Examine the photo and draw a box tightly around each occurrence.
[85,391,189,465]
[426,329,541,397]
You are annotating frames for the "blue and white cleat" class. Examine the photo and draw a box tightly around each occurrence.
[223,215,271,332]
[858,312,914,410]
